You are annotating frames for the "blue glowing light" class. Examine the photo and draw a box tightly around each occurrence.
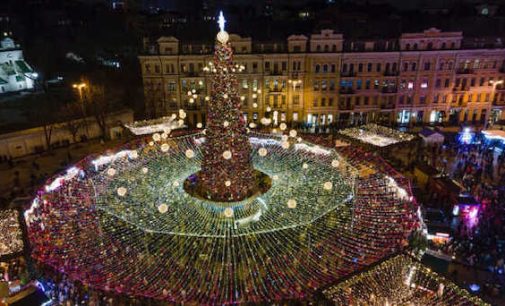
[469,283,480,292]
[459,128,474,145]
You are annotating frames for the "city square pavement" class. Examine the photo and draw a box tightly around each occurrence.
[0,138,126,207]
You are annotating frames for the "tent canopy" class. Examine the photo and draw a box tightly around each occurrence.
[419,128,444,144]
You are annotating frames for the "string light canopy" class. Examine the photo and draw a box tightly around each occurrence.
[124,115,184,135]
[24,12,421,304]
[339,124,415,147]
[0,209,24,257]
[323,253,489,305]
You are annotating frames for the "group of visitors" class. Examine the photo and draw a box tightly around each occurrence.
[418,131,505,297]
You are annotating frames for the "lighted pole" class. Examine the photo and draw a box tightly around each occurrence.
[288,79,301,128]
[489,80,504,125]
[72,82,89,136]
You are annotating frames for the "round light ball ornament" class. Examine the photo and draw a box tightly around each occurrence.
[161,143,170,152]
[222,150,232,160]
[223,207,233,218]
[158,203,168,214]
[117,187,127,197]
[107,168,116,177]
[217,31,229,44]
[185,149,195,159]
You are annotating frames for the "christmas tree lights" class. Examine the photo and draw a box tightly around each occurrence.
[197,14,256,202]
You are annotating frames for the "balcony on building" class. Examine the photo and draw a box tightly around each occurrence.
[383,70,399,77]
[452,85,470,92]
[268,70,285,76]
[338,103,354,110]
[339,87,356,95]
[381,86,398,94]
[183,71,200,77]
[380,103,395,110]
[456,68,474,74]
[340,71,356,77]
[253,42,287,54]
[267,86,284,93]
[180,43,213,55]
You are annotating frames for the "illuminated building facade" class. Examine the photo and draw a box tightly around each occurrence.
[0,37,36,94]
[139,28,505,127]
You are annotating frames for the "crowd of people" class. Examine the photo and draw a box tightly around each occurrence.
[418,131,505,298]
[0,209,23,257]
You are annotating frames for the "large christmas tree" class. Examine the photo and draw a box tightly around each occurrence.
[197,13,257,202]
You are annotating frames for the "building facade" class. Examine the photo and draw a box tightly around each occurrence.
[0,37,36,94]
[139,28,505,128]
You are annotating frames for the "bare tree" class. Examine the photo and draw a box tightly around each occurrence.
[60,102,85,143]
[84,84,112,140]
[27,94,59,152]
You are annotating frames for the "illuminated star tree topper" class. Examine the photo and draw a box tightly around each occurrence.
[216,11,229,44]
[218,11,226,32]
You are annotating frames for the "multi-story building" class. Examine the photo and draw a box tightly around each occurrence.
[139,27,505,127]
[0,37,36,94]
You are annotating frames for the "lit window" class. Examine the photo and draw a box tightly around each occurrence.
[407,82,414,89]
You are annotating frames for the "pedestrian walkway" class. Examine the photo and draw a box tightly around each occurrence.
[0,138,126,207]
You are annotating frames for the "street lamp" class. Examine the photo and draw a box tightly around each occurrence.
[72,82,89,135]
[489,80,504,125]
[288,79,302,91]
[489,79,504,88]
[72,82,87,101]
